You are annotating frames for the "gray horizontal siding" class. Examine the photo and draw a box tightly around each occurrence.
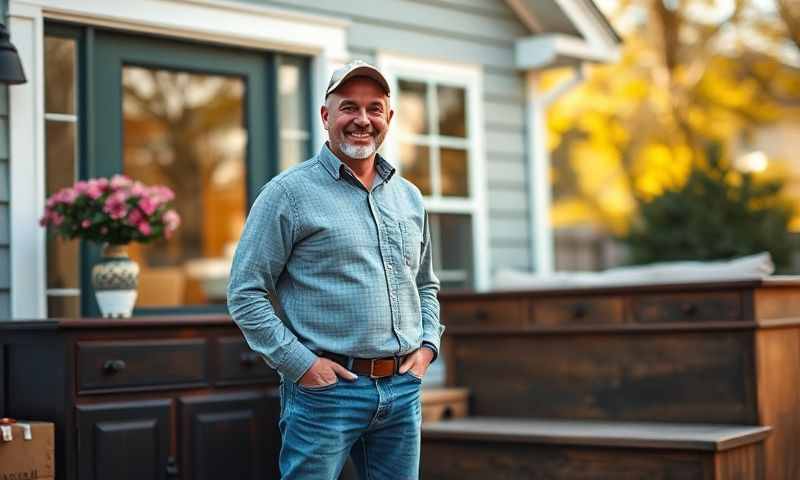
[486,131,525,156]
[484,70,525,103]
[412,0,518,18]
[485,100,525,130]
[246,0,527,45]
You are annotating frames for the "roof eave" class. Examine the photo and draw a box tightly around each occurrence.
[515,34,620,71]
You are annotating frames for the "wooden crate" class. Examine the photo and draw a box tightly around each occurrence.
[421,388,469,423]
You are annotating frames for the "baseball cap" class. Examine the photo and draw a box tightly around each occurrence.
[325,60,390,98]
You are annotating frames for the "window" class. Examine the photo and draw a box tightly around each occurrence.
[44,29,81,317]
[278,55,313,171]
[380,56,487,290]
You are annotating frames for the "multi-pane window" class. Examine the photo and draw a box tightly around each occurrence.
[397,81,470,199]
[44,33,80,317]
[392,74,478,289]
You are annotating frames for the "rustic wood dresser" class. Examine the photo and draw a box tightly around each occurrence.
[0,317,282,480]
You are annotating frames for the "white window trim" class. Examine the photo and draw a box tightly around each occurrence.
[377,53,490,291]
[7,0,349,318]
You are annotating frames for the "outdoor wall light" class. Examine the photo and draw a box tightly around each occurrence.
[0,23,26,85]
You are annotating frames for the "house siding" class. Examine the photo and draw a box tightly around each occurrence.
[240,0,534,273]
[0,0,11,316]
[0,0,536,316]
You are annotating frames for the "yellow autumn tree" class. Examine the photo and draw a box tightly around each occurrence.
[548,0,800,249]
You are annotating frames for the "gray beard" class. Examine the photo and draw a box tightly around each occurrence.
[340,141,376,159]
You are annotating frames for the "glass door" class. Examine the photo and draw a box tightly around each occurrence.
[87,30,274,315]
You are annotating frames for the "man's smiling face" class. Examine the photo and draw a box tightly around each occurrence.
[322,77,393,162]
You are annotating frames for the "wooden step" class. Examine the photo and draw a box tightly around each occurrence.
[421,417,770,479]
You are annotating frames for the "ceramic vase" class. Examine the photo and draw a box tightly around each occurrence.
[91,244,139,318]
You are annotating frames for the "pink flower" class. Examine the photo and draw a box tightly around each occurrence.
[103,191,128,220]
[81,219,91,229]
[137,221,152,236]
[74,181,90,195]
[54,188,78,205]
[138,196,158,216]
[162,209,180,230]
[130,182,146,196]
[127,208,143,225]
[100,226,108,235]
[149,186,175,203]
[86,180,105,199]
[110,174,133,189]
[51,212,64,226]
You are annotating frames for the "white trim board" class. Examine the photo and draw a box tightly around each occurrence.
[377,53,490,291]
[7,0,349,319]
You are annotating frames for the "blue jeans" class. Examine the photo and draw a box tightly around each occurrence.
[278,371,423,480]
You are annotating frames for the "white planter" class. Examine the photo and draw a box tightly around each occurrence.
[91,244,139,318]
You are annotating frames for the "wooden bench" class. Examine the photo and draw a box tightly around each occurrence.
[422,417,770,479]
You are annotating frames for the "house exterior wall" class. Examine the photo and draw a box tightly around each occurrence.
[237,0,534,272]
[0,0,11,317]
[0,0,535,317]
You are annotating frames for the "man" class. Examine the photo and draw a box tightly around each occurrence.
[227,60,444,480]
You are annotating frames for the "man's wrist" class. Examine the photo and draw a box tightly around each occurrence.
[420,342,438,363]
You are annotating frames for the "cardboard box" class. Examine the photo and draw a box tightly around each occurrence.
[0,421,54,480]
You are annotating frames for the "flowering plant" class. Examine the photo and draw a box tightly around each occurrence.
[39,175,181,245]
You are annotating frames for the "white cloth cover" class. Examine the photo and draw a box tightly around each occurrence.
[493,252,775,290]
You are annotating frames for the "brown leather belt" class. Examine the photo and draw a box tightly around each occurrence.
[320,351,406,379]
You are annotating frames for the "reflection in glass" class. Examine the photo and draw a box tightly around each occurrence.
[45,121,79,290]
[47,295,80,319]
[281,139,306,173]
[398,80,428,136]
[123,66,247,307]
[44,37,76,115]
[279,56,311,171]
[432,213,472,289]
[437,85,466,138]
[399,143,431,195]
[441,147,469,197]
[279,57,306,131]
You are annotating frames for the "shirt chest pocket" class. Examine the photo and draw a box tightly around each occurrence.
[399,220,423,270]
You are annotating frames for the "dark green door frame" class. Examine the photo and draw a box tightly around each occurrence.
[82,28,278,316]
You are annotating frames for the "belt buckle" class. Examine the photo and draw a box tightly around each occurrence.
[368,357,398,379]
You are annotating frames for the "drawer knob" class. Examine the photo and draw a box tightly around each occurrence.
[240,351,259,367]
[571,304,588,319]
[103,359,127,374]
[166,456,179,478]
[474,310,489,322]
[681,303,698,316]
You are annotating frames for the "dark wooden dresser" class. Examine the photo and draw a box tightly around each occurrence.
[0,317,281,480]
[427,278,800,480]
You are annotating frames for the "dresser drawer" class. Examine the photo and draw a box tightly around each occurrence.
[530,297,625,327]
[214,337,278,385]
[631,292,742,323]
[442,299,526,329]
[77,339,208,394]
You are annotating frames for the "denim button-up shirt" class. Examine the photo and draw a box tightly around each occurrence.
[227,145,443,382]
